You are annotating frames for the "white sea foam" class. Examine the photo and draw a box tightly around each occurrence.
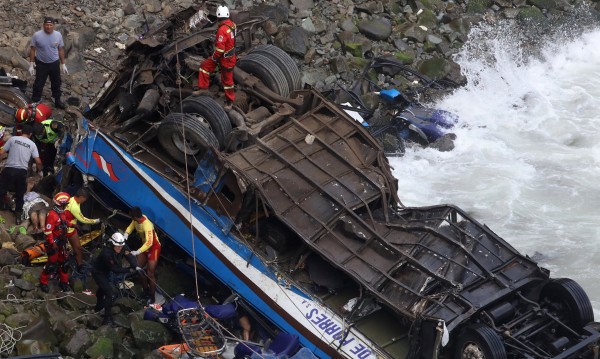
[391,22,600,318]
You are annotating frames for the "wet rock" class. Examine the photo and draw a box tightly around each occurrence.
[130,320,172,350]
[529,0,558,9]
[430,133,457,151]
[517,6,546,19]
[357,17,392,40]
[85,337,114,358]
[417,56,453,80]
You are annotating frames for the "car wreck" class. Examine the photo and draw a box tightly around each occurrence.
[2,3,598,359]
[331,56,460,156]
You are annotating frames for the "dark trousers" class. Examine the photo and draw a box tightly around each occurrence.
[38,141,58,176]
[32,59,61,103]
[0,167,27,213]
[92,271,114,318]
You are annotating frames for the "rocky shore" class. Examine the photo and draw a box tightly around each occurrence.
[0,0,599,357]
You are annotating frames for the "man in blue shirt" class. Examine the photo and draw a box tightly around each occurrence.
[29,16,68,109]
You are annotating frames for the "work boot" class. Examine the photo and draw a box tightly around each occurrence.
[54,99,65,109]
[59,282,71,293]
[40,284,49,293]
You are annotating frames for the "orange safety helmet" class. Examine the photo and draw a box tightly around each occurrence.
[53,192,70,207]
[14,103,52,123]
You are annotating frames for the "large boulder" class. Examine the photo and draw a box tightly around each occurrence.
[130,320,172,351]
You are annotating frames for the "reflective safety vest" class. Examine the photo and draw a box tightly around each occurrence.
[36,119,64,144]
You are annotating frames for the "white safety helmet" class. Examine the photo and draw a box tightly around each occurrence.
[216,5,229,18]
[109,232,126,246]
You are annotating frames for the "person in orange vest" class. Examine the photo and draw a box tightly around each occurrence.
[195,5,236,109]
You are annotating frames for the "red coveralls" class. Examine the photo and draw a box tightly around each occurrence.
[198,19,237,102]
[39,209,75,286]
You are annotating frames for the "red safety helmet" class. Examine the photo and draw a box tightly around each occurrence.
[14,103,52,123]
[53,192,70,207]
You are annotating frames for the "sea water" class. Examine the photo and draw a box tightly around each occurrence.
[390,17,600,318]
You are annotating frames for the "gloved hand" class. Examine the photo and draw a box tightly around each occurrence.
[130,250,140,256]
[135,266,144,272]
[123,232,129,240]
[46,242,58,256]
[93,218,101,224]
[61,63,68,74]
[28,62,35,76]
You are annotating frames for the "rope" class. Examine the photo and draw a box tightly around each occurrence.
[0,323,23,355]
[173,40,203,305]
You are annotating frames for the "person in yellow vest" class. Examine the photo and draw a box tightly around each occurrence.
[32,119,64,176]
[123,206,161,304]
[66,188,100,271]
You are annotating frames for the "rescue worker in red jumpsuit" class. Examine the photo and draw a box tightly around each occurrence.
[39,192,75,293]
[13,102,53,135]
[196,5,236,109]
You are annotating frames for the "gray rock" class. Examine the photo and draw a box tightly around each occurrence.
[131,320,172,350]
[357,18,392,41]
[0,248,18,266]
[0,46,29,71]
[14,278,35,291]
[275,26,309,56]
[69,27,97,50]
[291,0,315,11]
[60,328,91,358]
[5,312,36,328]
[341,18,359,33]
[124,2,137,15]
[301,17,316,32]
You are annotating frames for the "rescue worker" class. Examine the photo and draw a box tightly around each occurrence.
[195,5,236,109]
[66,188,101,271]
[92,232,140,326]
[123,206,161,304]
[13,102,53,136]
[32,119,64,176]
[39,192,75,293]
[14,103,53,125]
